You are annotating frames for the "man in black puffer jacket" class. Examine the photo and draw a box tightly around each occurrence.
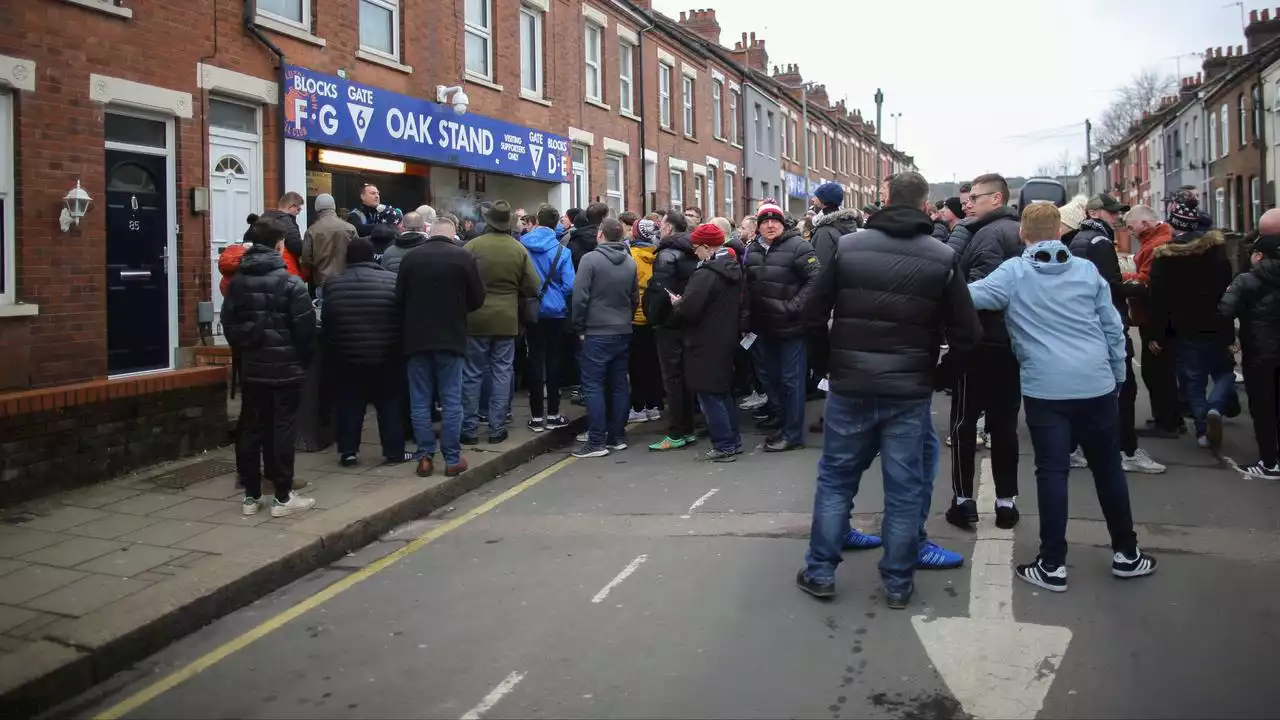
[796,171,981,604]
[221,217,318,517]
[948,173,1024,531]
[323,237,408,467]
[567,202,608,270]
[743,201,822,453]
[261,191,305,263]
[643,210,700,451]
[1221,222,1280,477]
[807,184,861,405]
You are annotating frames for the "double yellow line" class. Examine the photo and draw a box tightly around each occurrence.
[95,456,578,720]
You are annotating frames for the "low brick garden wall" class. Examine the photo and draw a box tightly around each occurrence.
[0,367,229,506]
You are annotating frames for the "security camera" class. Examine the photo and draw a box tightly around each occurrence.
[437,85,469,116]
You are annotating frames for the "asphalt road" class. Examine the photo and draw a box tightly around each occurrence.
[46,384,1280,720]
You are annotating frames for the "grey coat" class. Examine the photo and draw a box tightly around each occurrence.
[572,242,639,336]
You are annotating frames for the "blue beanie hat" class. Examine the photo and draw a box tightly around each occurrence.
[814,182,844,209]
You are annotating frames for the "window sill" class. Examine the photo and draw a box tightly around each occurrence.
[0,303,39,318]
[357,49,412,74]
[714,135,726,143]
[464,73,504,93]
[60,0,132,19]
[585,98,611,111]
[619,109,640,123]
[254,15,326,47]
[520,90,552,107]
[684,134,698,143]
[660,125,678,136]
[731,142,743,150]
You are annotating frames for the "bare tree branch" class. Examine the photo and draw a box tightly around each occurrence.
[1093,70,1177,151]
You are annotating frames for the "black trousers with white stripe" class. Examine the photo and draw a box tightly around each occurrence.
[949,345,1022,501]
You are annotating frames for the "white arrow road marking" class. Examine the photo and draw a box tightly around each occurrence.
[681,488,719,519]
[591,554,648,603]
[460,671,526,720]
[912,458,1073,719]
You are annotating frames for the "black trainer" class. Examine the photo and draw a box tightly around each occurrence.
[1241,461,1280,480]
[1016,557,1067,592]
[488,429,509,444]
[756,416,782,430]
[945,499,978,529]
[885,585,914,610]
[995,503,1020,529]
[339,453,359,467]
[795,569,835,599]
[1111,549,1158,579]
[460,434,479,446]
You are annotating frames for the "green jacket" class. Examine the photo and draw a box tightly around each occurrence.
[464,231,541,336]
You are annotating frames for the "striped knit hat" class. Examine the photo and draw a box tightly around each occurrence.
[756,202,785,224]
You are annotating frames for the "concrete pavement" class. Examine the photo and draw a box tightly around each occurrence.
[40,383,1280,719]
[0,398,584,715]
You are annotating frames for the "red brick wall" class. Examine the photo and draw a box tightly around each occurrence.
[0,0,757,390]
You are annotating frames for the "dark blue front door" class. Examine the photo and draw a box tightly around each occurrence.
[106,150,169,374]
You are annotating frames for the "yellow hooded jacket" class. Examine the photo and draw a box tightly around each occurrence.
[630,244,658,325]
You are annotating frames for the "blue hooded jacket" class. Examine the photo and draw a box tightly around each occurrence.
[520,225,575,318]
[967,240,1125,401]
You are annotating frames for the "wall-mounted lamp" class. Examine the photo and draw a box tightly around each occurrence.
[436,85,470,116]
[59,180,92,232]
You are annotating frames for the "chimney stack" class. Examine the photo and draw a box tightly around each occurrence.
[1247,8,1280,53]
[677,8,721,45]
[730,30,768,71]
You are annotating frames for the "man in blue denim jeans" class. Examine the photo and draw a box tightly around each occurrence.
[396,216,486,479]
[461,201,542,445]
[968,203,1157,593]
[1147,201,1237,454]
[797,172,981,608]
[571,218,639,459]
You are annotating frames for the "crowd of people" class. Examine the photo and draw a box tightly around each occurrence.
[218,167,1280,608]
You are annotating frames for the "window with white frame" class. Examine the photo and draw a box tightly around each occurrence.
[1252,84,1262,142]
[1193,115,1200,164]
[658,63,672,129]
[712,79,723,139]
[723,170,735,221]
[767,111,775,159]
[693,174,703,214]
[1221,103,1229,158]
[572,145,589,209]
[359,0,399,59]
[808,130,817,169]
[1238,93,1247,147]
[464,0,492,78]
[1215,187,1226,227]
[1275,81,1280,145]
[682,76,694,137]
[605,154,625,215]
[707,167,717,217]
[780,118,787,159]
[1209,112,1217,160]
[0,93,12,305]
[584,22,603,102]
[258,0,308,28]
[519,5,544,96]
[670,170,684,210]
[1252,175,1262,225]
[729,88,740,145]
[619,42,635,113]
[787,117,796,159]
[752,104,762,153]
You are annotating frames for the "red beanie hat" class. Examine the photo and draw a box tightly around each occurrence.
[690,222,726,246]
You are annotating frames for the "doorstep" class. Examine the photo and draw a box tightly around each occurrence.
[0,399,584,714]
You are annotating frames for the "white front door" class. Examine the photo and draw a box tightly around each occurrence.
[209,133,258,335]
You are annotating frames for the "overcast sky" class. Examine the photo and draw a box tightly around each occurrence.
[653,0,1246,182]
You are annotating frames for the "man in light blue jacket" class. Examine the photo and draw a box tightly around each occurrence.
[967,202,1157,595]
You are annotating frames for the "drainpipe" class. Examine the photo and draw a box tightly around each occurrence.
[243,0,288,199]
[635,16,656,213]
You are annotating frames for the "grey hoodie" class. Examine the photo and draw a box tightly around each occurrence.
[572,241,639,336]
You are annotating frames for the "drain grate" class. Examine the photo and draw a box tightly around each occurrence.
[149,459,239,489]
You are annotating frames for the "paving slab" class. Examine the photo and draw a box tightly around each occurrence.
[117,520,218,547]
[151,498,239,521]
[0,529,71,558]
[16,537,125,568]
[55,486,144,510]
[22,574,153,617]
[62,513,160,540]
[13,506,108,533]
[0,566,87,606]
[0,606,41,635]
[0,559,26,577]
[72,545,189,577]
[99,493,189,516]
